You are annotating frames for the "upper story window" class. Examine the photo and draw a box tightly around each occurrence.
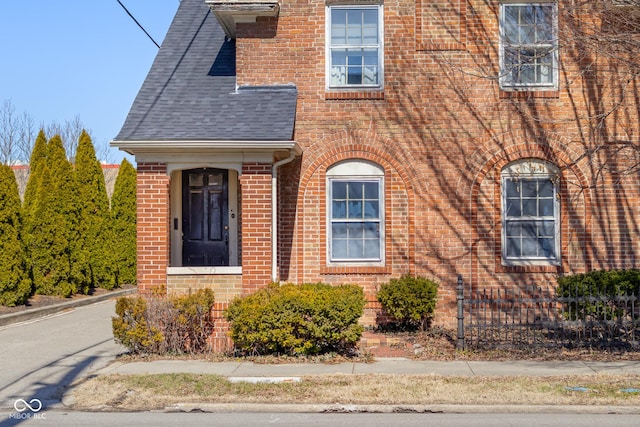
[502,159,560,265]
[499,3,558,90]
[326,5,383,89]
[327,160,384,264]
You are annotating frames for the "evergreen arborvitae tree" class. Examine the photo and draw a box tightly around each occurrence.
[22,130,48,288]
[111,158,136,286]
[0,164,31,306]
[30,164,74,296]
[22,129,48,218]
[48,135,81,296]
[75,130,113,290]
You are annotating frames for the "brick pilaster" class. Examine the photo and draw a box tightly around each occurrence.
[136,162,170,294]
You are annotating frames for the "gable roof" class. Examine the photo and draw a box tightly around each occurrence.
[113,0,297,146]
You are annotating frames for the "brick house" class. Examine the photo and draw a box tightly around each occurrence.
[113,0,640,346]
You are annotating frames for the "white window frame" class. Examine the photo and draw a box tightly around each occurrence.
[325,4,384,90]
[327,160,385,265]
[499,2,558,90]
[501,159,560,266]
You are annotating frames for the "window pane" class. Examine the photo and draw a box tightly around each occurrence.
[347,222,364,238]
[505,179,520,197]
[507,238,521,257]
[539,199,554,216]
[332,238,348,258]
[506,199,521,217]
[538,180,553,197]
[364,240,380,259]
[505,222,520,237]
[347,26,362,45]
[189,173,203,187]
[364,222,379,238]
[348,182,363,199]
[364,200,379,218]
[541,237,555,257]
[363,26,377,44]
[332,9,347,25]
[333,181,347,199]
[332,223,348,238]
[348,200,363,218]
[331,27,346,45]
[522,199,537,216]
[364,182,378,198]
[348,239,364,258]
[333,200,347,218]
[363,9,377,25]
[521,222,537,238]
[540,220,555,236]
[521,238,539,256]
[521,180,537,197]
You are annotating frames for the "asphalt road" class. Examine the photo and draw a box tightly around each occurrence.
[1,411,640,426]
[0,300,124,412]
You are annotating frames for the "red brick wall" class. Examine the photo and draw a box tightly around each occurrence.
[232,1,640,328]
[136,163,170,294]
[240,163,273,293]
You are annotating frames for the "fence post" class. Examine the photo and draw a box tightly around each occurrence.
[457,274,465,350]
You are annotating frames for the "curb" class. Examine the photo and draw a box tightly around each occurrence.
[0,287,137,327]
[164,403,640,415]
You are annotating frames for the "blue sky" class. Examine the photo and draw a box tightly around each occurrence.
[0,1,180,163]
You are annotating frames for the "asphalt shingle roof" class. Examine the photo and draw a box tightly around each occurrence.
[114,0,297,142]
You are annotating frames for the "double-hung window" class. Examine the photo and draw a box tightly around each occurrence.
[327,5,383,89]
[500,3,558,90]
[502,160,560,265]
[327,161,384,264]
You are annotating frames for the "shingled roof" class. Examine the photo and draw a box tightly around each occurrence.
[113,0,297,144]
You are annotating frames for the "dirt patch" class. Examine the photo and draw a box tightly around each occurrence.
[359,328,640,362]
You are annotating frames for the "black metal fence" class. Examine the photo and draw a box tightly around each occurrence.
[456,275,640,350]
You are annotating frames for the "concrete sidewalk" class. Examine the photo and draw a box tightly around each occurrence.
[97,357,640,378]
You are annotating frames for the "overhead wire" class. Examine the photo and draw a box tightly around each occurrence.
[115,0,161,48]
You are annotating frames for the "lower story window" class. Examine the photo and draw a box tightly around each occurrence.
[327,160,384,264]
[502,159,560,265]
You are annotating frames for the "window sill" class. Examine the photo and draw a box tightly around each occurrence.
[496,263,562,274]
[500,90,559,99]
[321,265,389,275]
[325,90,385,100]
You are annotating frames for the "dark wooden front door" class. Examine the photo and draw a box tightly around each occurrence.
[182,169,229,266]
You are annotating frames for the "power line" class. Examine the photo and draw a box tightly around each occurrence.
[116,0,160,48]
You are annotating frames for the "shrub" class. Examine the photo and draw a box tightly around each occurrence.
[112,296,163,353]
[377,275,438,331]
[224,283,365,356]
[556,269,640,321]
[112,289,215,354]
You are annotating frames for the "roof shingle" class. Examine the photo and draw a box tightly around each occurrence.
[114,0,297,143]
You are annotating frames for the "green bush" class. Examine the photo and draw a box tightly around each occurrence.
[224,283,365,356]
[556,269,640,320]
[112,289,215,354]
[377,275,438,331]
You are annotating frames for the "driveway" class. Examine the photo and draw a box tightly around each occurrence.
[0,299,125,411]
